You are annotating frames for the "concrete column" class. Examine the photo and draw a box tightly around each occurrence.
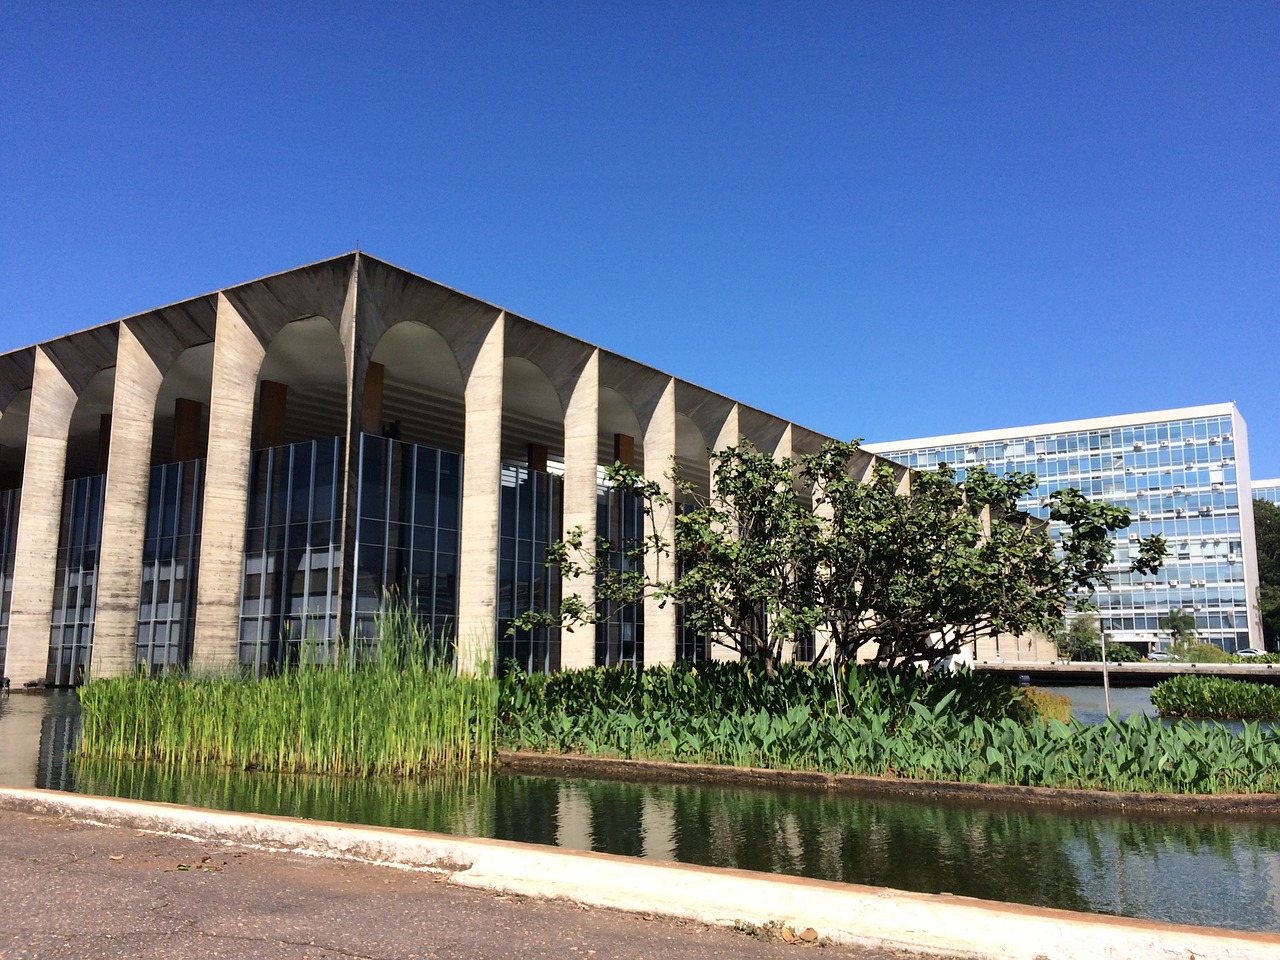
[456,314,505,673]
[710,405,740,662]
[560,349,599,669]
[191,294,264,673]
[713,404,740,455]
[6,348,78,686]
[93,324,164,678]
[643,378,677,666]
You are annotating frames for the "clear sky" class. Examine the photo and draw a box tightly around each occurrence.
[3,3,1277,476]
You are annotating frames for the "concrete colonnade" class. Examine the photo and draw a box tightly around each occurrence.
[0,254,833,685]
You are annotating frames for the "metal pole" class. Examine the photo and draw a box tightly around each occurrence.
[1099,617,1112,716]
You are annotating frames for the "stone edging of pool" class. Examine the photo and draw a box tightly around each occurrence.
[1,787,1275,960]
[499,750,1280,816]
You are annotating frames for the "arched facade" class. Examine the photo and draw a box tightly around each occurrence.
[0,254,830,685]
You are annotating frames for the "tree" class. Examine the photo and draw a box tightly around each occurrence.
[1255,499,1280,648]
[1158,608,1197,649]
[1055,614,1102,662]
[521,440,1166,676]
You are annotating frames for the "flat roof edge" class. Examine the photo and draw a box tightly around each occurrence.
[863,403,1243,452]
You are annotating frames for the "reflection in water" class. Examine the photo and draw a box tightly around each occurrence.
[2,690,1278,933]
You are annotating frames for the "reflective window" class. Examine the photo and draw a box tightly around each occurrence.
[136,460,204,674]
[595,485,644,668]
[0,487,18,677]
[47,474,105,685]
[351,434,461,659]
[496,464,561,673]
[238,438,342,674]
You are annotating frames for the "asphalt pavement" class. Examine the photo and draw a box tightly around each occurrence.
[0,808,948,960]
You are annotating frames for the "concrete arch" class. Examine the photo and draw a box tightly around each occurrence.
[149,343,214,465]
[675,413,710,499]
[502,356,564,467]
[738,408,791,458]
[599,387,644,471]
[65,368,116,480]
[368,321,465,453]
[255,317,347,447]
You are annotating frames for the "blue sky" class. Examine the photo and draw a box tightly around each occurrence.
[3,2,1278,477]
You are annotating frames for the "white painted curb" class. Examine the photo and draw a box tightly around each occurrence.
[2,787,1276,960]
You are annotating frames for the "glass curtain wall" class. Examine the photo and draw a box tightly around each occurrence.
[136,459,204,674]
[47,474,105,685]
[238,438,342,673]
[0,487,19,677]
[496,463,562,673]
[595,484,645,667]
[675,502,708,662]
[351,433,461,657]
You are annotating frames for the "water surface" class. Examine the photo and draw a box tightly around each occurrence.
[2,689,1277,933]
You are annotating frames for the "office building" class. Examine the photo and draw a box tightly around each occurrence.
[866,405,1264,653]
[1254,479,1280,506]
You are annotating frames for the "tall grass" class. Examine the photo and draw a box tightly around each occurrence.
[79,607,498,777]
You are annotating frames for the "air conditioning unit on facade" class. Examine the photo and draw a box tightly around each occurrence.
[1223,433,1232,442]
[1209,436,1220,444]
[1139,511,1150,520]
[1169,579,1181,586]
[1184,438,1196,445]
[1159,440,1169,448]
[1134,442,1145,450]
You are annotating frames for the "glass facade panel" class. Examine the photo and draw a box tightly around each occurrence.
[47,474,105,685]
[674,502,709,663]
[595,484,644,668]
[351,434,462,658]
[136,459,204,674]
[496,464,561,673]
[873,410,1256,652]
[0,487,18,678]
[238,438,342,673]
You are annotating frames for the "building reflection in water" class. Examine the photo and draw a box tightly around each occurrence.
[1,691,1277,933]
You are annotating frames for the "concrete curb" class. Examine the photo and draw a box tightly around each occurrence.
[2,787,1276,960]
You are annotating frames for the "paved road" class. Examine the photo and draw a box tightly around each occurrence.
[0,808,953,960]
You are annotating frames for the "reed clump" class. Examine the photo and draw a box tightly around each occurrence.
[78,607,497,777]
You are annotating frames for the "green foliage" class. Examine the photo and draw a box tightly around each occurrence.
[524,440,1166,675]
[1173,641,1232,664]
[500,661,1280,794]
[1152,675,1280,721]
[1254,499,1280,648]
[1159,608,1198,646]
[78,609,498,777]
[1055,615,1100,661]
[1014,686,1073,724]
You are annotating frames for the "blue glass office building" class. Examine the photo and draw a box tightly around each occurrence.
[866,405,1264,653]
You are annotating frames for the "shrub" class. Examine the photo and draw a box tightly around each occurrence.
[1151,674,1280,721]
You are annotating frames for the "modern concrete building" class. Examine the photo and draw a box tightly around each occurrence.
[1254,479,1280,506]
[866,405,1265,653]
[0,253,903,686]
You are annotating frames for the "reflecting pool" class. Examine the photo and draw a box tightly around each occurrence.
[2,690,1278,933]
